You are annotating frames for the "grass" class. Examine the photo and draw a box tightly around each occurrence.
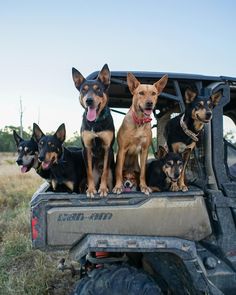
[0,153,80,295]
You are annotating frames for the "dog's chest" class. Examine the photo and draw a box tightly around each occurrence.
[128,128,149,154]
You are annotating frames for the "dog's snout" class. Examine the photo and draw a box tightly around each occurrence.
[174,172,180,179]
[146,101,153,108]
[86,97,94,106]
[39,156,44,162]
[205,111,212,120]
[16,159,23,165]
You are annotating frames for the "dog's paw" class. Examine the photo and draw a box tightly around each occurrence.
[112,186,123,194]
[140,185,152,196]
[86,187,97,198]
[98,186,109,197]
[170,182,179,192]
[180,185,188,192]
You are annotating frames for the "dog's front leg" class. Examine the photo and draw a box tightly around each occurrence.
[86,147,97,197]
[113,147,126,194]
[140,148,151,195]
[98,147,110,197]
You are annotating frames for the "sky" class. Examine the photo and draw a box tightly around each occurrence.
[1,0,236,139]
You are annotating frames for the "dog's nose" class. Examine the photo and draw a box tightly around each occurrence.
[86,97,94,106]
[16,159,23,165]
[146,101,153,108]
[174,172,180,179]
[38,156,44,162]
[205,111,212,120]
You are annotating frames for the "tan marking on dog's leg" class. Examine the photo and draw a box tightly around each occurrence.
[86,147,97,197]
[170,181,179,192]
[51,179,57,191]
[64,180,74,192]
[113,147,127,194]
[150,186,161,192]
[178,147,193,192]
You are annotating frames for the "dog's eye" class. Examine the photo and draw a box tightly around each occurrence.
[151,92,157,96]
[139,91,145,96]
[166,161,172,166]
[208,101,214,108]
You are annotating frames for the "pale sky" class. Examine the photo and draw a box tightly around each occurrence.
[1,0,236,139]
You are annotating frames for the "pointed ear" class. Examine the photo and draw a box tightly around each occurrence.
[182,148,192,162]
[127,72,140,94]
[13,130,23,146]
[97,64,110,87]
[54,123,66,143]
[33,123,44,142]
[72,67,86,90]
[154,74,168,94]
[157,146,168,158]
[211,90,222,107]
[184,88,197,104]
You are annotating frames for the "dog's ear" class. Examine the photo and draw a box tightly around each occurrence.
[157,146,168,159]
[127,73,140,94]
[55,123,66,143]
[185,88,197,104]
[154,74,168,94]
[72,67,86,90]
[13,130,23,146]
[97,64,110,88]
[33,123,45,142]
[211,90,222,107]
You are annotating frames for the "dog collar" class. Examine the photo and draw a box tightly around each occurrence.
[132,110,152,125]
[180,114,199,142]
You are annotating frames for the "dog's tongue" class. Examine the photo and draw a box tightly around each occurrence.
[21,166,28,173]
[144,109,152,116]
[87,107,97,122]
[41,162,50,170]
[124,187,132,193]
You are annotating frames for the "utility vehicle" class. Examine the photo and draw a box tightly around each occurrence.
[30,71,236,294]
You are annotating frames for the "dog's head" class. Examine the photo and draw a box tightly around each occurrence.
[127,73,168,117]
[33,123,66,170]
[13,130,39,173]
[158,146,184,182]
[72,64,110,122]
[122,170,139,192]
[185,88,222,123]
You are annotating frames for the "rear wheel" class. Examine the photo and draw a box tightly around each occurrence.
[71,263,162,295]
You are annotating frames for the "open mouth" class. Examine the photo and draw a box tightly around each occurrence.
[86,103,101,122]
[41,157,55,170]
[20,158,34,173]
[139,105,153,117]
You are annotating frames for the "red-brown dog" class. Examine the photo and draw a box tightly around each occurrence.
[113,73,168,195]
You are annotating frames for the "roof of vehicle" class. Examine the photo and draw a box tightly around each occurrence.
[87,71,236,109]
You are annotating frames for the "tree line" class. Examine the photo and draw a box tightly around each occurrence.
[0,126,162,154]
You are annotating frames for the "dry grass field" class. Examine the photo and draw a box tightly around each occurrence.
[0,153,79,295]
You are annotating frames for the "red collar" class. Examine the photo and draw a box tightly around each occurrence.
[132,110,152,125]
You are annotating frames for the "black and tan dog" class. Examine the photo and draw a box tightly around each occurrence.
[33,123,86,193]
[146,146,185,192]
[13,130,51,180]
[72,64,115,197]
[165,87,222,191]
[113,73,168,195]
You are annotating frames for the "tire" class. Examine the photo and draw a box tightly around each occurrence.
[71,263,162,295]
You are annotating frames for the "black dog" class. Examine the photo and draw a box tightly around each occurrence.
[72,64,115,197]
[13,130,51,180]
[33,123,86,193]
[146,146,185,192]
[165,87,222,191]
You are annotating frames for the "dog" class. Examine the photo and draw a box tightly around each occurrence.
[165,87,222,191]
[72,64,115,197]
[33,123,86,193]
[13,130,51,180]
[113,72,168,195]
[122,169,139,193]
[146,146,186,192]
